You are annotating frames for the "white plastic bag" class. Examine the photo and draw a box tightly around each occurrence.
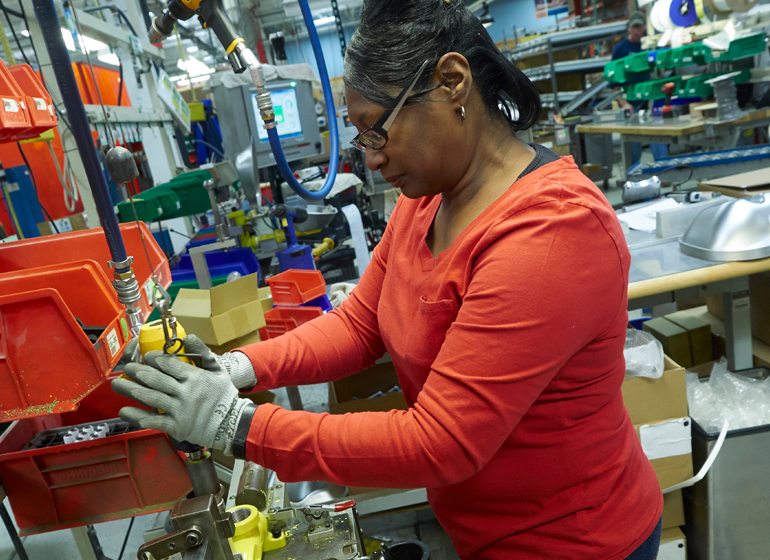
[624,328,665,379]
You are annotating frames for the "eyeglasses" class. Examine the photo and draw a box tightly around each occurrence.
[350,59,438,153]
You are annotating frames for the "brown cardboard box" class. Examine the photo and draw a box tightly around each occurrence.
[623,358,693,529]
[172,273,266,346]
[666,311,713,366]
[707,272,770,347]
[209,330,261,354]
[644,318,693,367]
[658,525,686,559]
[329,361,407,414]
[662,491,685,531]
[258,287,273,314]
[37,212,88,236]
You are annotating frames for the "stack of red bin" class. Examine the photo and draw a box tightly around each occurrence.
[0,223,191,536]
[0,61,57,142]
[261,270,329,340]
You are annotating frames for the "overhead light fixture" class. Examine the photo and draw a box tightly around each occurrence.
[312,15,335,27]
[61,27,107,53]
[176,58,215,78]
[479,2,494,28]
[97,52,120,66]
[186,45,199,54]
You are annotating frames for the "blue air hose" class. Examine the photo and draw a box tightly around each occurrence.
[266,0,339,201]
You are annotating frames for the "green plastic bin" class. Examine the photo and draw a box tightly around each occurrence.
[625,76,683,101]
[166,170,217,218]
[117,187,181,223]
[655,42,710,69]
[604,53,651,84]
[706,32,767,62]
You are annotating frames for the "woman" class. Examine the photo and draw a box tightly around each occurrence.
[114,1,663,558]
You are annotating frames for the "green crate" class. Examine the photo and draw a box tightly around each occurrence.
[655,42,710,69]
[166,170,215,217]
[625,76,683,101]
[677,72,720,98]
[117,187,182,223]
[604,54,651,84]
[706,32,767,62]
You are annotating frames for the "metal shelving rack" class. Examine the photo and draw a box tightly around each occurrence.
[510,21,626,113]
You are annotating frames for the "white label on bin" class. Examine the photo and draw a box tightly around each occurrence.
[658,537,686,560]
[2,98,19,113]
[106,328,120,358]
[640,418,692,461]
[33,97,46,111]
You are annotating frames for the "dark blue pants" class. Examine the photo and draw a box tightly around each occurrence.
[625,517,662,560]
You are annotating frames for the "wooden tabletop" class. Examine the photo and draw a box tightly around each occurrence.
[576,108,770,137]
[628,256,770,301]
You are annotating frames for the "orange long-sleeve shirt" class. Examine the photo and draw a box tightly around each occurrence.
[239,157,662,559]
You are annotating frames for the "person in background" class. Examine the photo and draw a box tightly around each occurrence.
[115,1,663,558]
[613,11,647,62]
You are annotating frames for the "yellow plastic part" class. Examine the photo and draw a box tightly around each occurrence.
[227,505,287,560]
[138,319,191,363]
[312,237,335,258]
[19,129,56,144]
[189,101,206,122]
[226,37,245,54]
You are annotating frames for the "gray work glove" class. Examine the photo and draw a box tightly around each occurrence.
[121,334,257,391]
[112,352,252,455]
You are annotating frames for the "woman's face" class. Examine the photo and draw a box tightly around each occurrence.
[345,79,476,199]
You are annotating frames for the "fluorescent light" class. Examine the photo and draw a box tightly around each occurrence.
[21,30,30,37]
[176,58,214,78]
[61,27,107,53]
[186,45,199,53]
[313,16,335,26]
[97,52,120,66]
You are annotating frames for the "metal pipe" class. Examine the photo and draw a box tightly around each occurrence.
[32,0,128,263]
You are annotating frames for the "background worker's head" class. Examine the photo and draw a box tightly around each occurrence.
[627,12,646,43]
[342,0,541,198]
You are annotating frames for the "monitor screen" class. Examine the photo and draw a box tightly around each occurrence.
[253,87,303,143]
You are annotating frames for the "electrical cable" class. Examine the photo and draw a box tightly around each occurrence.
[17,141,60,234]
[116,516,135,560]
[191,138,226,162]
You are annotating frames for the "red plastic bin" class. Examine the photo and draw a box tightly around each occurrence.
[0,223,170,320]
[0,379,191,535]
[263,305,324,339]
[0,260,128,422]
[266,269,327,305]
[9,64,56,139]
[0,59,31,141]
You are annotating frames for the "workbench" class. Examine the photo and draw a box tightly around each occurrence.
[628,230,770,371]
[576,108,770,173]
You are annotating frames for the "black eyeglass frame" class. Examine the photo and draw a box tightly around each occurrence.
[350,59,440,152]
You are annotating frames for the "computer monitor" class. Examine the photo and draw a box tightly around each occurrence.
[214,78,323,170]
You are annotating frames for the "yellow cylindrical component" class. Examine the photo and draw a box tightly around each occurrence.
[312,237,335,258]
[226,37,245,54]
[138,320,192,363]
[226,505,288,559]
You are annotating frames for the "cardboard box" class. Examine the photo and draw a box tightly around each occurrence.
[172,273,266,347]
[666,311,713,366]
[662,491,685,531]
[658,526,686,560]
[258,286,273,314]
[707,272,770,347]
[37,212,88,236]
[623,358,693,529]
[644,318,693,367]
[209,329,261,355]
[329,361,407,415]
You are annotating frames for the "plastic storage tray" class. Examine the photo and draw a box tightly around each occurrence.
[8,64,56,138]
[706,32,767,62]
[266,269,327,305]
[172,248,261,283]
[625,76,683,101]
[604,57,650,84]
[0,59,31,141]
[655,43,710,69]
[0,222,170,320]
[263,306,323,339]
[117,187,182,223]
[0,380,191,535]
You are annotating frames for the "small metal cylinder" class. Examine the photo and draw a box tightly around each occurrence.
[186,455,221,498]
[235,462,269,511]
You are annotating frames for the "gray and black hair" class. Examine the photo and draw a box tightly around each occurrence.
[343,0,542,131]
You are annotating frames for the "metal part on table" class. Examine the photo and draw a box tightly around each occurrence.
[623,176,662,204]
[24,419,137,450]
[708,74,742,122]
[236,462,269,511]
[138,493,236,560]
[680,196,770,261]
